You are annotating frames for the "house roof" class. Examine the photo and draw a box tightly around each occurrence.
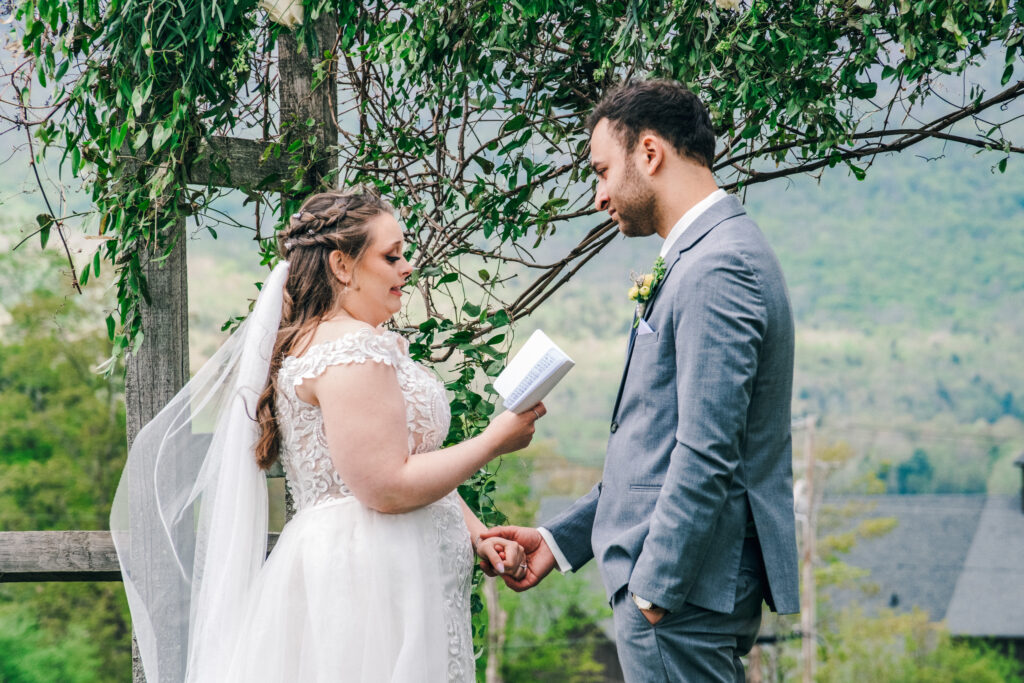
[827,494,986,622]
[945,493,1024,637]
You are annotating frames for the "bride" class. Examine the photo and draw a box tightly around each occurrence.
[111,188,545,682]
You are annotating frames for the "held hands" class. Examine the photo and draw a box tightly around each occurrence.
[474,537,528,581]
[480,402,547,457]
[479,525,556,592]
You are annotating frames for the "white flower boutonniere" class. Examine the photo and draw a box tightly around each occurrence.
[260,0,303,28]
[628,256,666,328]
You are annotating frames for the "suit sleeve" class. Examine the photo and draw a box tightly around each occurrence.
[627,249,765,612]
[543,481,601,571]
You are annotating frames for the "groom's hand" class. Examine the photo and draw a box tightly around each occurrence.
[479,526,556,592]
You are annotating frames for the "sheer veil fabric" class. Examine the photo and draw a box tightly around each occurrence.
[110,261,290,683]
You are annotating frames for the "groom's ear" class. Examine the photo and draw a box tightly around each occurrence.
[638,132,665,176]
[328,250,353,288]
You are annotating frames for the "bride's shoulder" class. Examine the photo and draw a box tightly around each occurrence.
[287,321,405,369]
[306,319,378,347]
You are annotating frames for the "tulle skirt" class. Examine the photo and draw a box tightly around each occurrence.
[219,493,475,682]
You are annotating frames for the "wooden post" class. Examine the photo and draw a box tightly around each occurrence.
[278,13,339,197]
[277,13,339,519]
[800,416,817,683]
[125,218,190,683]
[483,576,507,683]
[747,644,763,683]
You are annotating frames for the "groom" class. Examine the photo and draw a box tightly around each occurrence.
[483,80,800,681]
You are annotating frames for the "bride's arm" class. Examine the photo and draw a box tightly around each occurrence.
[314,359,542,514]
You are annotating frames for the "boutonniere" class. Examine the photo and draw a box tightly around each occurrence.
[628,256,666,327]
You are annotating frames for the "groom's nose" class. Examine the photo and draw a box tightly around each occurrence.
[595,183,609,212]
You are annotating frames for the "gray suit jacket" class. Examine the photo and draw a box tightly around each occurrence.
[547,195,800,615]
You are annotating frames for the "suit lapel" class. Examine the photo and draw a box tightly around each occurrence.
[641,195,747,321]
[609,195,747,423]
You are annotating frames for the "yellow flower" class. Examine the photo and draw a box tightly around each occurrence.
[628,286,640,300]
[639,285,651,298]
[643,273,654,287]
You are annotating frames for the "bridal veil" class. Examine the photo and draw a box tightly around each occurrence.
[110,261,290,682]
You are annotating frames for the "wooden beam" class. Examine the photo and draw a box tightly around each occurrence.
[186,136,293,191]
[0,531,281,583]
[0,531,120,582]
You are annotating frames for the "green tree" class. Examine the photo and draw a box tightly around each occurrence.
[817,609,1022,682]
[896,448,935,494]
[0,250,131,682]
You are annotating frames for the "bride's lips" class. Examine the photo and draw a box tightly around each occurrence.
[390,286,403,297]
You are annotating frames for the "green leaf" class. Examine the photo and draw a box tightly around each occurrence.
[35,214,54,249]
[151,124,171,151]
[110,122,129,151]
[503,113,528,133]
[472,156,494,174]
[438,272,459,284]
[740,122,760,139]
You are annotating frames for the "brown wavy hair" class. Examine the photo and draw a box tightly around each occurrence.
[254,188,394,470]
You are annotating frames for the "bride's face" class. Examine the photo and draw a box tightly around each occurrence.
[338,213,412,326]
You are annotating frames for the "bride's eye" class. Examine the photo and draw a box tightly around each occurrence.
[385,255,400,264]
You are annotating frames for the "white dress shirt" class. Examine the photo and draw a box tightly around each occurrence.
[659,188,728,258]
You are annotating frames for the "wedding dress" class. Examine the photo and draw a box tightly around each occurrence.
[221,328,475,682]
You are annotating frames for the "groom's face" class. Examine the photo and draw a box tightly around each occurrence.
[590,118,658,238]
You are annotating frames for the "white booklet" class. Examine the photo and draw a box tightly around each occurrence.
[493,329,575,413]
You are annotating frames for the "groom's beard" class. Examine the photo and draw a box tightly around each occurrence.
[614,160,659,238]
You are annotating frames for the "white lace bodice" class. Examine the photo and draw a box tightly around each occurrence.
[276,328,452,511]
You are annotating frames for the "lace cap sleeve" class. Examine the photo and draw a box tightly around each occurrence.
[280,328,406,386]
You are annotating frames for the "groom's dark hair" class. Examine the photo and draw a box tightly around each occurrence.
[587,80,716,170]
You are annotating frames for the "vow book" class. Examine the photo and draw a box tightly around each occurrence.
[493,329,575,413]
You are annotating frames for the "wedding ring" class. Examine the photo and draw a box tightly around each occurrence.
[532,408,541,419]
[519,563,528,570]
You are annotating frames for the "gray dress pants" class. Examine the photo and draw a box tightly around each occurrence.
[611,537,766,683]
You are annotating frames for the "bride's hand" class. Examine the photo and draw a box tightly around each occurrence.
[475,537,528,581]
[480,402,547,457]
[499,540,527,581]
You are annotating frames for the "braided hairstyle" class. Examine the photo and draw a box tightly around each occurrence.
[254,188,394,470]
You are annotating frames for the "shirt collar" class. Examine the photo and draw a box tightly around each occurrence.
[658,188,728,258]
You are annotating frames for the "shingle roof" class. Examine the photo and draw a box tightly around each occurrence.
[824,494,986,621]
[945,493,1024,637]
